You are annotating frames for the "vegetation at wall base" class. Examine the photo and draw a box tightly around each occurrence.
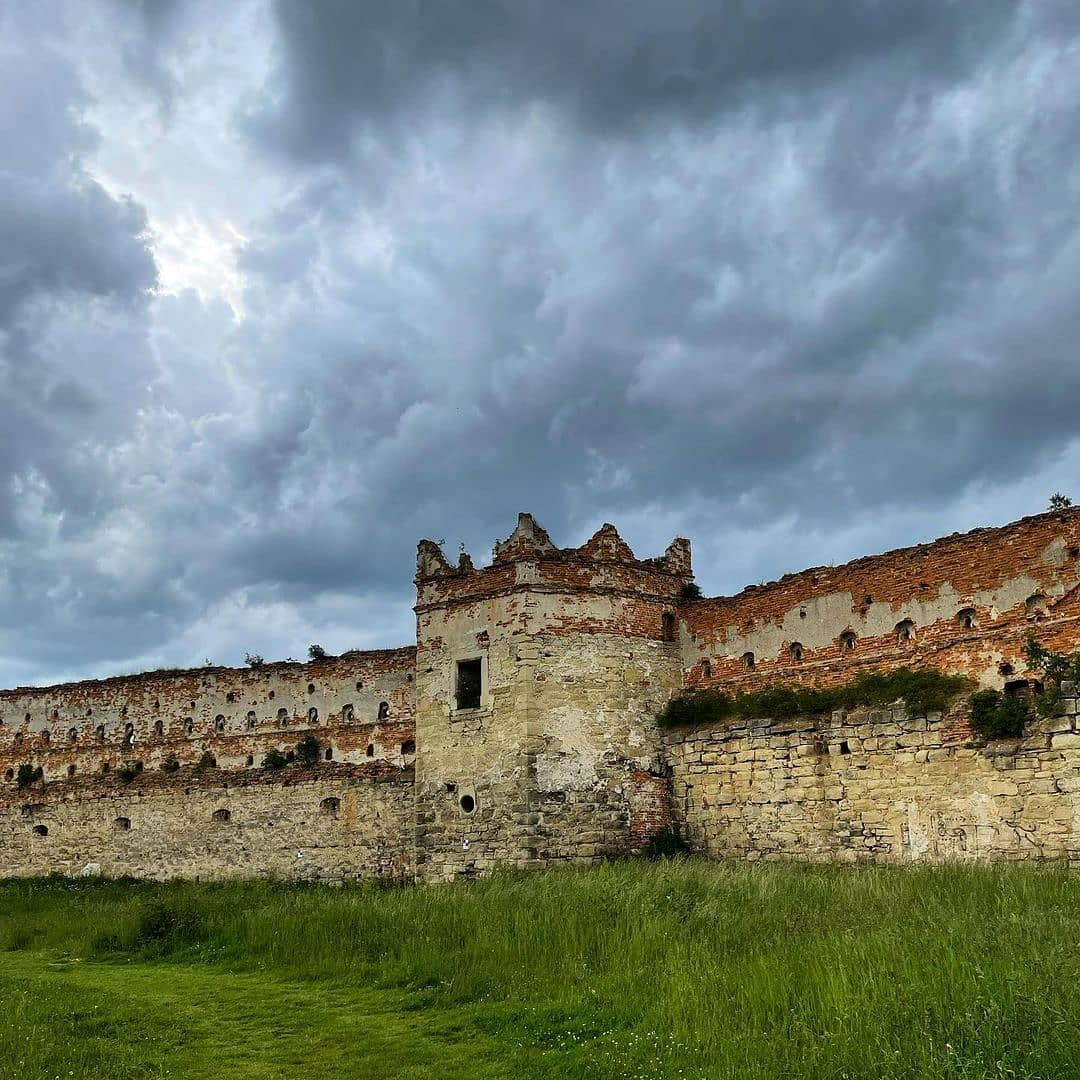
[657,667,972,728]
[2,861,1080,1079]
[261,748,287,769]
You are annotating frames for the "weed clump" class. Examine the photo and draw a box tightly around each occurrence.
[657,667,971,729]
[969,690,1029,740]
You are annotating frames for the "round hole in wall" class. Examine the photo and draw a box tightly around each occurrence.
[459,794,476,814]
[33,824,48,836]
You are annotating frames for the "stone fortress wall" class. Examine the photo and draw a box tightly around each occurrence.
[3,508,1080,881]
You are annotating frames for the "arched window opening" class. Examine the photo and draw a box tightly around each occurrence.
[789,642,804,662]
[895,619,915,643]
[957,608,976,629]
[377,701,390,720]
[246,711,257,729]
[245,755,254,767]
[277,708,289,726]
[40,730,50,746]
[285,750,295,763]
[122,723,135,750]
[226,691,236,703]
[95,724,105,740]
[114,816,131,832]
[67,764,76,777]
[13,732,23,748]
[320,796,340,815]
[324,748,333,761]
[700,658,711,678]
[307,682,315,694]
[1025,593,1047,616]
[401,739,416,756]
[268,690,275,700]
[742,652,755,670]
[661,612,677,643]
[33,824,48,836]
[356,680,364,691]
[308,707,319,724]
[840,631,857,652]
[4,768,13,781]
[211,808,231,823]
[183,717,194,734]
[153,719,163,736]
[67,727,78,743]
[366,743,375,758]
[214,715,225,733]
[342,703,355,723]
[459,794,476,814]
[52,708,59,720]
[101,762,110,773]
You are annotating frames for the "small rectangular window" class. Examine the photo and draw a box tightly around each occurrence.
[455,658,482,710]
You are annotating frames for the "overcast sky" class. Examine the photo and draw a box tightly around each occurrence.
[2,1,1079,686]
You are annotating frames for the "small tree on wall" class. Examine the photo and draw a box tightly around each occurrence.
[308,644,329,662]
[261,749,287,769]
[16,763,42,788]
[1048,493,1073,511]
[295,734,322,768]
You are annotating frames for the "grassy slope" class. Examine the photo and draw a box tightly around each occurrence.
[1,860,1079,1080]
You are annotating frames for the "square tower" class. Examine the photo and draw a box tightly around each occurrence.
[413,513,692,881]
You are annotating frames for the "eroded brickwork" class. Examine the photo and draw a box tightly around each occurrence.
[4,507,1080,881]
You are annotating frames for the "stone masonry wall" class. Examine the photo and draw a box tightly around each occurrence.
[680,509,1080,696]
[664,691,1080,865]
[0,764,414,881]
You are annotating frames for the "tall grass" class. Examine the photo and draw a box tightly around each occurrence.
[3,860,1079,1078]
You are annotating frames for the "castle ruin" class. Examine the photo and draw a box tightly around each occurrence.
[4,508,1080,880]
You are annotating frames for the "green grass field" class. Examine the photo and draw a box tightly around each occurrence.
[1,859,1078,1080]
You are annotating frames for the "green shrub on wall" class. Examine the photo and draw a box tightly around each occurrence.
[261,749,287,770]
[657,667,971,729]
[968,690,1029,739]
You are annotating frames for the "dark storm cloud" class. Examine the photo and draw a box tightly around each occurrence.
[3,0,1080,686]
[253,0,1017,156]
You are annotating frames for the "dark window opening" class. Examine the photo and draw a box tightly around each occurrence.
[153,719,163,736]
[212,808,231,822]
[444,782,458,794]
[661,612,677,642]
[183,717,194,734]
[790,643,804,662]
[33,824,48,836]
[122,723,135,749]
[4,768,12,781]
[95,725,105,740]
[277,708,289,726]
[1025,593,1047,616]
[226,691,236,703]
[214,715,225,732]
[957,608,976,629]
[245,755,254,767]
[459,794,476,814]
[308,707,319,723]
[114,816,131,831]
[268,690,275,700]
[366,743,374,757]
[839,740,851,755]
[342,703,354,722]
[742,652,755,670]
[324,748,333,760]
[356,680,363,691]
[101,762,110,773]
[401,739,416,755]
[700,658,711,678]
[67,764,76,777]
[320,796,340,815]
[840,632,857,651]
[455,659,482,710]
[246,711,257,729]
[40,731,50,745]
[895,619,915,643]
[13,733,23,747]
[377,700,391,720]
[307,682,315,694]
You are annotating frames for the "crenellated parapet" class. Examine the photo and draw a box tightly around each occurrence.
[414,512,694,640]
